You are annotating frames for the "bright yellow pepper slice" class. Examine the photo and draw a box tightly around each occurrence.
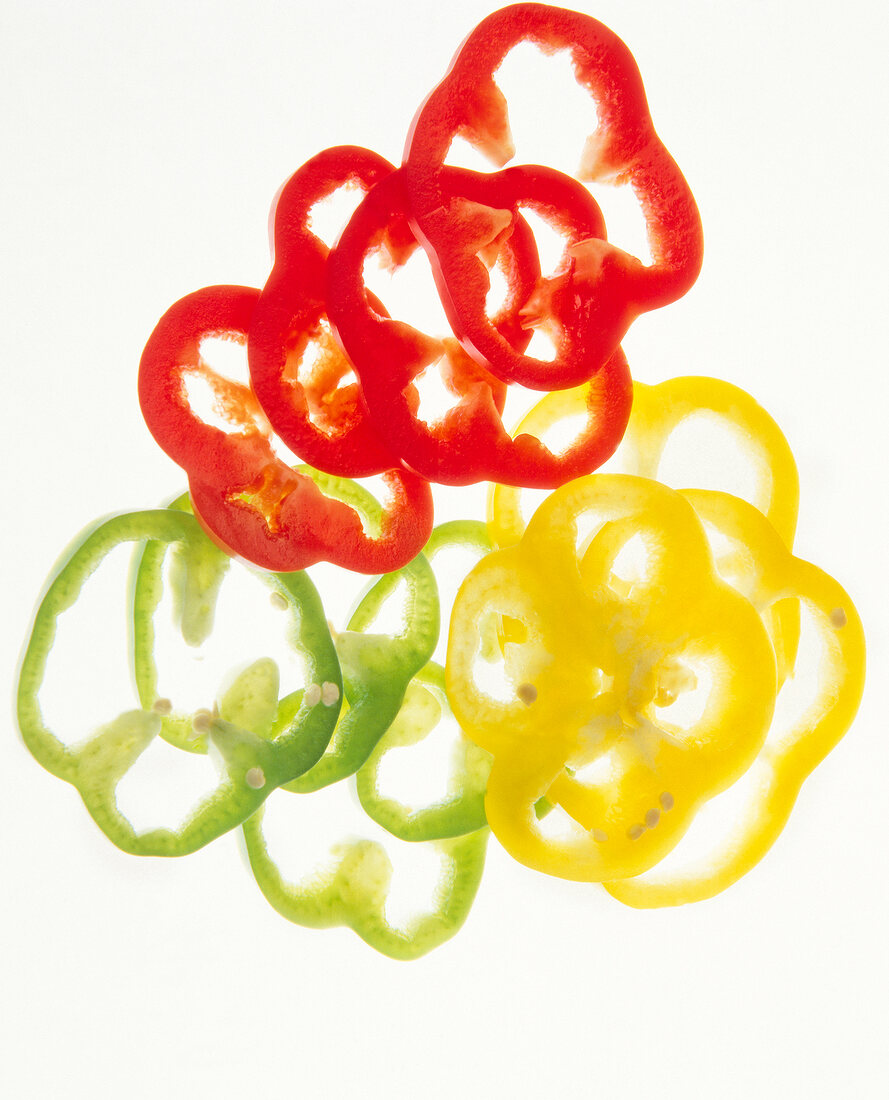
[448,474,778,882]
[602,488,864,906]
[489,375,799,548]
[488,374,801,681]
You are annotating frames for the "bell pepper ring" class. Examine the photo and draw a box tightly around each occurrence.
[17,508,342,856]
[131,491,234,753]
[447,474,777,882]
[487,373,802,683]
[488,375,799,549]
[401,158,620,392]
[328,165,632,486]
[611,374,801,686]
[615,377,799,547]
[281,470,440,792]
[356,662,493,843]
[129,489,341,759]
[354,522,497,841]
[137,283,433,572]
[248,146,411,477]
[241,800,488,961]
[603,489,865,907]
[403,3,703,386]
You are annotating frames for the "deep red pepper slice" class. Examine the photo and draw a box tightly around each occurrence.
[248,146,407,478]
[248,145,524,477]
[138,284,433,572]
[402,2,704,388]
[327,165,632,488]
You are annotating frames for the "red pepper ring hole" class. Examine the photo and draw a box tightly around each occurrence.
[403,2,703,387]
[327,166,632,488]
[139,283,433,573]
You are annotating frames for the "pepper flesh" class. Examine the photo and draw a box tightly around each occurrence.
[355,521,497,842]
[248,145,409,477]
[488,375,799,550]
[138,283,433,572]
[487,373,802,685]
[448,474,777,882]
[282,470,440,792]
[17,509,341,856]
[356,661,496,842]
[603,489,865,906]
[403,2,703,387]
[328,165,632,486]
[241,800,488,961]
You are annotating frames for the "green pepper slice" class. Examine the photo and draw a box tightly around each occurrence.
[353,521,500,840]
[18,508,341,856]
[356,521,553,842]
[283,470,439,792]
[356,663,492,841]
[131,492,233,753]
[241,801,488,960]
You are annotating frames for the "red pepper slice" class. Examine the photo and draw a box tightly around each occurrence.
[138,284,433,572]
[328,165,632,487]
[402,2,704,387]
[248,146,407,478]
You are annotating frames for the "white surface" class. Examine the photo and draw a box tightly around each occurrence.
[2,1,887,1096]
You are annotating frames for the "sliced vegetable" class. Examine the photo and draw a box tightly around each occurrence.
[138,284,433,572]
[17,509,341,856]
[328,166,632,486]
[283,471,439,792]
[448,474,777,882]
[242,800,488,961]
[248,145,406,477]
[604,489,865,906]
[488,373,802,682]
[403,2,704,385]
[131,492,232,752]
[356,663,492,842]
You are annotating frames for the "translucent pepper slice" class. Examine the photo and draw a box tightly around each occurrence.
[488,374,801,682]
[328,164,632,485]
[248,145,409,477]
[356,663,491,842]
[282,470,439,792]
[138,283,433,573]
[447,474,777,882]
[17,509,341,856]
[131,492,234,753]
[403,3,703,387]
[355,659,555,843]
[603,489,865,907]
[355,521,530,842]
[241,801,488,960]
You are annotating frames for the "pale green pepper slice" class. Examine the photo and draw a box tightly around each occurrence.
[283,470,439,792]
[356,663,492,841]
[241,800,488,960]
[18,508,341,856]
[132,492,234,752]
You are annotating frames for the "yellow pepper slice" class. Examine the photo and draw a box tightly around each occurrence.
[602,489,864,906]
[489,375,799,548]
[448,474,777,882]
[488,374,801,681]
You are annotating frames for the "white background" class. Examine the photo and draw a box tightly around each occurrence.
[2,1,887,1096]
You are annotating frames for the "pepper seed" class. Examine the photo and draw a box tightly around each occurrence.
[517,683,538,705]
